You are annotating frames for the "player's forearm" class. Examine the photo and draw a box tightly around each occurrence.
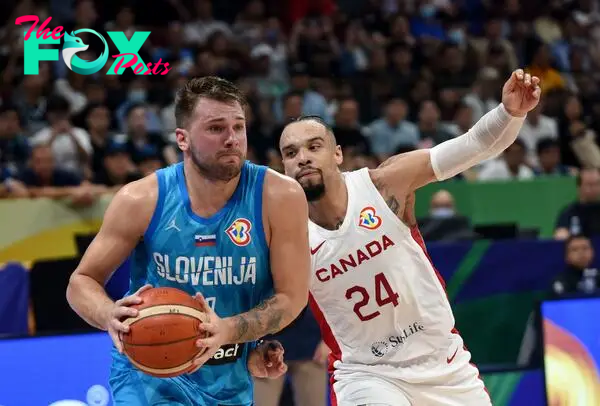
[429,103,526,181]
[66,273,114,330]
[224,293,302,344]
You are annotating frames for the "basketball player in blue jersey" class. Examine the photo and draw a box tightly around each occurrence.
[66,76,311,406]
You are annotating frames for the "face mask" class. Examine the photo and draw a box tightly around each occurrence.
[431,207,455,219]
[420,4,437,19]
[448,29,465,45]
[129,89,147,103]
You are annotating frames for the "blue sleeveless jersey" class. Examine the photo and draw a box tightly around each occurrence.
[110,161,272,406]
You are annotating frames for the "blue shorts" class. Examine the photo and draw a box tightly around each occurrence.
[109,367,253,406]
[109,349,254,406]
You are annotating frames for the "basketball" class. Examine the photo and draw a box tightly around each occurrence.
[120,287,209,378]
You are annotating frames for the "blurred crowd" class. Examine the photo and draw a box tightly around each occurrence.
[2,0,600,203]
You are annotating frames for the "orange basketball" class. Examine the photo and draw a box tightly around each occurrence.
[120,287,209,378]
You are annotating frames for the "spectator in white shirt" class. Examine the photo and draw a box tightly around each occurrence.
[29,95,92,178]
[478,139,535,181]
[518,100,558,166]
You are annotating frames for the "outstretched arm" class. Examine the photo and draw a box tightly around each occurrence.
[225,171,311,343]
[372,69,541,194]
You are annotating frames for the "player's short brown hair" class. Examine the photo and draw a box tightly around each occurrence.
[175,76,247,128]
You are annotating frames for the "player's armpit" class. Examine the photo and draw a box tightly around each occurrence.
[224,171,311,343]
[66,175,158,330]
[372,149,435,200]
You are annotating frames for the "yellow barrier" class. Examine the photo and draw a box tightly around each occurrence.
[0,196,110,263]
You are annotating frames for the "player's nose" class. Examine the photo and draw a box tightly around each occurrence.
[223,128,239,146]
[296,149,311,164]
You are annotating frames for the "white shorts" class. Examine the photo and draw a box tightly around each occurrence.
[331,345,490,406]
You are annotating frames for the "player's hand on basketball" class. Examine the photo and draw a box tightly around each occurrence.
[312,340,331,366]
[104,284,153,353]
[248,340,287,379]
[501,69,542,117]
[190,293,232,369]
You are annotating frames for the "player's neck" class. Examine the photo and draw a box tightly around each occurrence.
[309,174,348,230]
[183,160,241,216]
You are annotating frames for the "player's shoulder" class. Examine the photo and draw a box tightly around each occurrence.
[263,168,306,202]
[112,173,159,212]
[102,173,160,235]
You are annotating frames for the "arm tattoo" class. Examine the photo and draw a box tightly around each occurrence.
[371,177,402,217]
[378,155,402,169]
[230,296,287,343]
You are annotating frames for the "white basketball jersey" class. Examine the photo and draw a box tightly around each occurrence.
[308,168,458,377]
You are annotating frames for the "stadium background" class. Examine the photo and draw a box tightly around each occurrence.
[1,0,600,405]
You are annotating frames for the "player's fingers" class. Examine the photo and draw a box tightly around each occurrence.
[254,363,268,378]
[532,85,542,100]
[191,348,215,367]
[531,76,540,87]
[193,293,214,315]
[110,318,130,334]
[109,330,123,353]
[195,335,218,348]
[198,321,218,335]
[267,340,284,351]
[278,362,288,373]
[523,73,531,86]
[113,305,139,319]
[513,69,524,81]
[118,284,151,305]
[135,284,153,294]
[266,348,283,365]
[117,294,143,307]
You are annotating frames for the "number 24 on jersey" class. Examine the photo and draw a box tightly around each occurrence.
[346,273,399,321]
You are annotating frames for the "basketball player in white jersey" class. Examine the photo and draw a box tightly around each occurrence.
[278,69,541,406]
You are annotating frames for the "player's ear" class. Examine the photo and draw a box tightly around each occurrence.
[175,128,190,151]
[334,145,343,166]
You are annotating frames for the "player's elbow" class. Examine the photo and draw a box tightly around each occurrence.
[66,271,84,308]
[284,277,310,321]
[66,270,96,309]
[289,290,309,320]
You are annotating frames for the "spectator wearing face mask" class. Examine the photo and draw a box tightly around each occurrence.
[115,78,163,134]
[429,190,456,219]
[418,190,475,242]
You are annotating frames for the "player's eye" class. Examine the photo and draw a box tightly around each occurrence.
[208,126,224,133]
[284,150,296,158]
[309,144,321,151]
[234,124,245,132]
